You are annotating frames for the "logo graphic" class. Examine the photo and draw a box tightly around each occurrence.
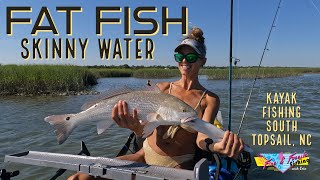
[254,151,309,173]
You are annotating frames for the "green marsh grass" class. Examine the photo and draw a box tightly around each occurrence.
[202,67,320,80]
[0,65,97,95]
[89,67,319,79]
[90,68,133,78]
[88,68,180,78]
[1,65,319,95]
[132,68,180,78]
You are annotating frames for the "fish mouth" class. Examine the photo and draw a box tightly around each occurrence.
[181,116,198,123]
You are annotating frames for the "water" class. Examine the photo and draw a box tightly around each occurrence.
[0,74,319,179]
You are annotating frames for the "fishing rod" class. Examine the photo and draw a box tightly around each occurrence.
[237,0,282,135]
[227,1,252,178]
[228,0,234,131]
[226,0,234,175]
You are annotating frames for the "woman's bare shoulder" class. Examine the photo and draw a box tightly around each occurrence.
[156,82,171,93]
[204,90,220,105]
[202,90,220,122]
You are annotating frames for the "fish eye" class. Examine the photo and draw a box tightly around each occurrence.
[182,109,186,112]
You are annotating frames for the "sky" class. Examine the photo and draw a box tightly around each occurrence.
[0,0,319,67]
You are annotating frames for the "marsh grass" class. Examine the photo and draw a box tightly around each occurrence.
[90,68,133,78]
[132,68,180,78]
[88,68,180,78]
[89,67,320,79]
[89,67,320,80]
[202,67,320,80]
[1,65,319,95]
[0,65,97,95]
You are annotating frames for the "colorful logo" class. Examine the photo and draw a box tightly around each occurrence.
[254,151,309,173]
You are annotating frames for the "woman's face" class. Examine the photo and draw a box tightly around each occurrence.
[176,45,205,76]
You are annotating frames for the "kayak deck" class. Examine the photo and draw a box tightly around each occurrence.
[4,151,209,180]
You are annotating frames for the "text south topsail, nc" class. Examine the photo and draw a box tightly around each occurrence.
[251,92,312,147]
[6,6,188,61]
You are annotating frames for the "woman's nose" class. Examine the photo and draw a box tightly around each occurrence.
[181,58,187,63]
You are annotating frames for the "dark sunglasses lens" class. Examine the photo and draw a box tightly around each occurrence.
[174,53,184,62]
[186,54,198,63]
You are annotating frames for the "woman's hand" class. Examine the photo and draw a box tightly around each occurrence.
[111,100,144,136]
[212,131,244,159]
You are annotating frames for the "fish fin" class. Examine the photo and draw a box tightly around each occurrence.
[96,120,113,134]
[142,121,160,138]
[44,114,75,144]
[81,86,134,110]
[141,113,162,138]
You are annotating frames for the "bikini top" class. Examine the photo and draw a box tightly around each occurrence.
[162,82,207,139]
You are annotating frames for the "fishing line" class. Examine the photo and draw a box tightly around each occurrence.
[237,0,283,135]
[236,0,244,105]
[233,0,243,107]
[258,67,266,94]
[309,0,320,16]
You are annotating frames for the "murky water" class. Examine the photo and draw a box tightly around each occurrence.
[0,74,319,179]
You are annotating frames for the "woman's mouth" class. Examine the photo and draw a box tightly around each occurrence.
[181,64,191,70]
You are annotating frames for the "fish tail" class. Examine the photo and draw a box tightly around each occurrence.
[44,114,76,144]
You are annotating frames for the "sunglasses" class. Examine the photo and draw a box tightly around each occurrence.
[174,53,200,63]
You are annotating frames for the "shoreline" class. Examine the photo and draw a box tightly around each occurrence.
[0,90,100,97]
[1,65,319,96]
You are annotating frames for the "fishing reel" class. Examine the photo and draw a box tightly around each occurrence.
[237,151,252,169]
[234,151,252,180]
[231,57,240,66]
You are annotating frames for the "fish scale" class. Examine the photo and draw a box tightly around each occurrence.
[45,90,197,144]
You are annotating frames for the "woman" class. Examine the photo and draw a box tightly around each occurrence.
[68,27,244,179]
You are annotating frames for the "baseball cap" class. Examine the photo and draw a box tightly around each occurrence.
[174,38,206,57]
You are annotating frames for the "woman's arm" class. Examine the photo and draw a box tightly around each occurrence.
[196,93,244,159]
